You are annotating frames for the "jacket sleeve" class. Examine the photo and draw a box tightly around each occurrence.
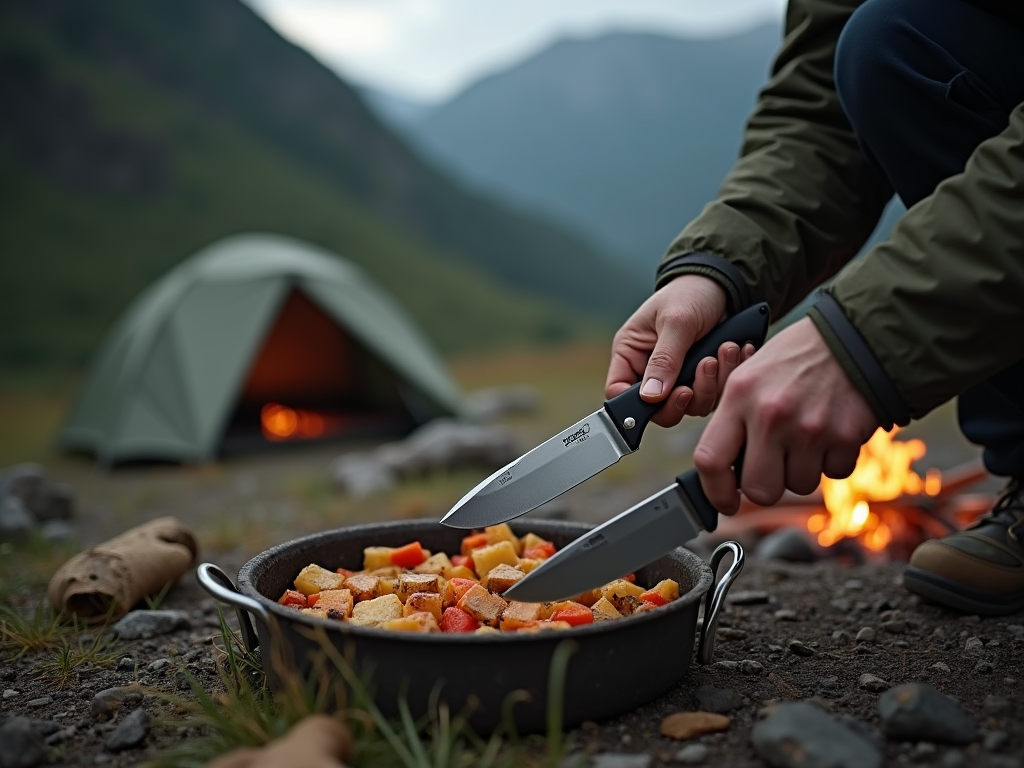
[657,0,893,317]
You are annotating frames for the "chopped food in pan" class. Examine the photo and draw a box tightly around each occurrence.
[278,523,680,634]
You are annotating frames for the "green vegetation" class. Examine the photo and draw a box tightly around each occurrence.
[35,631,121,689]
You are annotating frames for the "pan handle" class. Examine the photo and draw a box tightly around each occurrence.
[196,563,268,655]
[696,541,745,665]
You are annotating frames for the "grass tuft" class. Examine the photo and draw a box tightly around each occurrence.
[35,630,121,689]
[0,601,74,658]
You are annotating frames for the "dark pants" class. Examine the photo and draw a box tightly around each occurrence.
[834,0,1024,476]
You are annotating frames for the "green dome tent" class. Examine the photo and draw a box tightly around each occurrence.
[59,234,464,465]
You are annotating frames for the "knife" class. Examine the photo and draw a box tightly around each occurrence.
[502,460,740,602]
[440,302,770,530]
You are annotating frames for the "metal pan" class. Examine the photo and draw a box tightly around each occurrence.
[198,519,743,733]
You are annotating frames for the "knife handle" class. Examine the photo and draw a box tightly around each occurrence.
[603,302,770,452]
[676,448,744,533]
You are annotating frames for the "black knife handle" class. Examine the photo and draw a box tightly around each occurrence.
[676,448,744,533]
[603,303,770,451]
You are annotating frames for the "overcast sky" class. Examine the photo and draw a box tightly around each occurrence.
[244,0,786,102]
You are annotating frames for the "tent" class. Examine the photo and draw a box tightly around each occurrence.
[59,233,464,464]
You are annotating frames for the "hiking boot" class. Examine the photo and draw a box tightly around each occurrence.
[903,479,1024,615]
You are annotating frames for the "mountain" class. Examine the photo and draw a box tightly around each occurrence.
[0,0,643,387]
[398,27,783,269]
[359,86,433,133]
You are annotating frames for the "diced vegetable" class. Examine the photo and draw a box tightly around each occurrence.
[519,620,573,633]
[500,601,542,631]
[378,577,399,596]
[334,567,355,578]
[343,573,381,603]
[591,597,622,621]
[522,541,556,560]
[484,523,522,555]
[381,611,440,633]
[516,558,543,574]
[610,594,642,615]
[639,591,667,607]
[483,563,525,593]
[571,588,602,607]
[519,533,548,552]
[390,541,428,569]
[648,579,680,603]
[451,554,473,570]
[439,606,479,633]
[397,572,441,602]
[413,552,452,575]
[294,564,346,596]
[475,625,501,635]
[278,589,307,608]
[306,593,320,607]
[550,601,594,627]
[471,540,519,579]
[600,579,645,602]
[460,533,488,555]
[622,573,637,583]
[363,546,395,571]
[349,594,403,627]
[442,577,478,609]
[315,589,354,620]
[457,584,507,627]
[445,564,477,581]
[404,592,443,623]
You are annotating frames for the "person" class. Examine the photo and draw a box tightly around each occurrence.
[606,0,1024,615]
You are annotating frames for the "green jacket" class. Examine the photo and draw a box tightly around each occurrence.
[656,0,1024,428]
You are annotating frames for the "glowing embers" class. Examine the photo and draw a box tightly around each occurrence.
[261,403,343,442]
[807,427,942,552]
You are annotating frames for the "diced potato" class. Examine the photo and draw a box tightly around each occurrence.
[518,620,573,633]
[647,579,680,603]
[610,594,642,616]
[520,532,548,552]
[299,607,329,621]
[397,572,442,603]
[363,546,394,571]
[379,577,399,596]
[294,564,346,596]
[537,602,557,620]
[572,589,602,607]
[444,564,478,581]
[475,626,501,635]
[471,541,519,579]
[316,589,354,620]
[457,584,507,627]
[500,601,542,631]
[516,558,543,574]
[484,523,522,555]
[414,552,452,575]
[483,563,525,593]
[344,573,380,603]
[380,611,440,633]
[601,579,645,602]
[350,594,403,627]
[404,592,443,623]
[591,597,622,622]
[366,566,401,578]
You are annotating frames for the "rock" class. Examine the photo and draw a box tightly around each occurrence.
[975,661,994,674]
[330,454,397,497]
[464,386,540,421]
[856,627,876,643]
[912,742,937,758]
[964,636,985,654]
[728,590,769,605]
[774,609,798,621]
[858,674,889,692]
[844,579,864,590]
[694,685,743,714]
[40,520,74,543]
[674,744,709,764]
[751,702,882,768]
[26,696,51,708]
[984,731,1009,751]
[940,751,966,767]
[788,640,814,657]
[660,712,731,740]
[755,526,818,562]
[0,716,46,768]
[116,657,135,673]
[983,695,1010,715]
[147,658,171,672]
[590,755,652,768]
[712,661,738,671]
[30,483,74,522]
[28,722,58,737]
[740,659,764,674]
[1,463,45,501]
[831,630,850,645]
[931,662,951,674]
[878,683,977,745]
[91,687,143,722]
[1006,624,1024,638]
[0,496,35,540]
[104,708,150,752]
[716,627,748,641]
[2,690,17,699]
[881,620,906,634]
[376,419,519,476]
[112,610,190,640]
[44,727,76,746]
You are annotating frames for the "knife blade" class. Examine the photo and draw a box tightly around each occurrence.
[441,302,770,529]
[502,464,726,602]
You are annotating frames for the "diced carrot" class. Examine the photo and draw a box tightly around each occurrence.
[448,577,478,605]
[278,589,307,608]
[639,590,668,607]
[460,533,488,556]
[522,541,556,560]
[390,542,428,569]
[307,593,320,607]
[550,604,594,627]
[439,607,479,633]
[451,554,474,571]
[335,567,355,578]
[622,573,637,583]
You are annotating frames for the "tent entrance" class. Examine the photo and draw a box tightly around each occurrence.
[220,288,417,453]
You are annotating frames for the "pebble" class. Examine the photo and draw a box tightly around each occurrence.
[878,683,977,745]
[104,708,151,752]
[844,579,864,590]
[774,609,799,621]
[859,674,889,692]
[30,721,59,737]
[694,685,743,714]
[674,744,709,765]
[755,527,818,562]
[44,726,77,746]
[1006,624,1023,638]
[931,662,951,673]
[912,742,937,758]
[716,628,748,641]
[660,712,731,741]
[975,661,994,674]
[112,609,191,640]
[0,716,46,768]
[964,636,985,654]
[147,658,172,672]
[855,643,875,655]
[26,696,52,708]
[856,627,876,643]
[91,687,143,722]
[712,661,738,671]
[116,657,135,673]
[881,620,906,634]
[3,689,17,699]
[751,702,881,768]
[983,695,1010,715]
[984,731,1009,751]
[940,751,966,767]
[728,590,769,605]
[788,640,814,657]
[831,630,850,645]
[740,659,764,674]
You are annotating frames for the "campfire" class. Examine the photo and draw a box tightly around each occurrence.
[723,427,993,561]
[260,402,344,442]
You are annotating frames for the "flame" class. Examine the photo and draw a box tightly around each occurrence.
[261,403,331,441]
[812,427,941,551]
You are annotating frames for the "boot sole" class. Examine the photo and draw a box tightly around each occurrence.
[903,566,1024,616]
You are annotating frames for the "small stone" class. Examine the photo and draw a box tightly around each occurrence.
[845,579,864,590]
[3,689,17,699]
[0,495,35,540]
[44,726,76,746]
[940,751,966,767]
[774,609,799,622]
[912,742,937,757]
[767,644,784,653]
[716,628,748,641]
[788,640,814,657]
[104,708,151,752]
[116,657,135,673]
[984,730,1009,751]
[660,712,731,741]
[674,743,709,764]
[91,687,143,722]
[964,636,985,654]
[859,674,889,692]
[728,590,769,605]
[831,598,852,612]
[751,702,881,768]
[881,620,907,634]
[712,661,738,671]
[832,630,850,645]
[0,716,46,768]
[975,661,994,674]
[40,520,74,543]
[112,610,191,640]
[755,526,818,562]
[879,609,903,622]
[740,659,764,674]
[694,685,743,714]
[1006,624,1024,637]
[855,643,875,655]
[878,683,977,745]
[26,696,52,708]
[856,627,876,643]
[147,658,171,672]
[983,695,1010,715]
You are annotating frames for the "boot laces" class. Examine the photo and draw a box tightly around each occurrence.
[975,478,1024,542]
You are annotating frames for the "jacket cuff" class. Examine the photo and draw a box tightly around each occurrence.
[655,252,753,315]
[807,292,910,429]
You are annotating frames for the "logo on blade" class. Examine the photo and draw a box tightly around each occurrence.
[562,423,591,448]
[497,469,513,487]
[581,532,606,551]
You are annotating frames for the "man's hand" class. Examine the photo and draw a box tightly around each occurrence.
[694,317,880,514]
[605,275,754,427]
